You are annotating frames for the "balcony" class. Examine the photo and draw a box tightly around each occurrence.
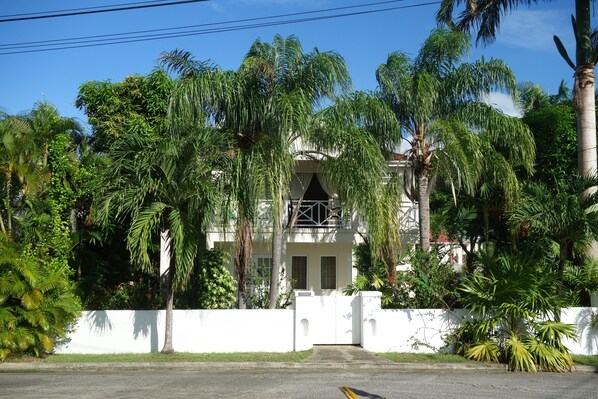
[288,200,350,229]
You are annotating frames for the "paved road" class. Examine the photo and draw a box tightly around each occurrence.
[1,367,596,399]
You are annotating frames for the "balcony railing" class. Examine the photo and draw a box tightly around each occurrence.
[288,200,349,228]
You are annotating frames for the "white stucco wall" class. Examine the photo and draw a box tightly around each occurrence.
[361,305,598,355]
[55,298,598,356]
[56,309,294,354]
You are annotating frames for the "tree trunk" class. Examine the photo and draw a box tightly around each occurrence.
[574,64,597,177]
[235,220,254,309]
[161,262,175,354]
[269,203,284,309]
[418,172,431,252]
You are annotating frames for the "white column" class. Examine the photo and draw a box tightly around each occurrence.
[293,290,316,351]
[360,291,382,351]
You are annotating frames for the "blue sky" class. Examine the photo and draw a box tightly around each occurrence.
[0,0,579,127]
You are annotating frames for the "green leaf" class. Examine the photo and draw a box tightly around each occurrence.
[554,35,576,70]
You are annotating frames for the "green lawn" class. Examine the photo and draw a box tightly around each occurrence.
[571,355,598,367]
[378,352,478,364]
[10,351,313,363]
[380,353,598,367]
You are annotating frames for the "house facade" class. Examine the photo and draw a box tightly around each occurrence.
[205,157,419,296]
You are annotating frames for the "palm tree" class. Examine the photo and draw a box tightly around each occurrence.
[96,120,228,353]
[0,103,83,239]
[437,0,597,183]
[454,250,575,372]
[376,29,534,251]
[312,92,403,281]
[238,35,354,308]
[161,50,267,308]
[509,176,598,295]
[162,36,369,308]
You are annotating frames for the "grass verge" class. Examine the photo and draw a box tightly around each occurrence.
[9,350,313,363]
[571,355,598,367]
[381,353,598,367]
[378,352,478,363]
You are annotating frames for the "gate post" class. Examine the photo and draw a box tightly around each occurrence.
[359,291,381,351]
[293,290,315,351]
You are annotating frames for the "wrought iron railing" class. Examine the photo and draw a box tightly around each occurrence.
[288,200,349,228]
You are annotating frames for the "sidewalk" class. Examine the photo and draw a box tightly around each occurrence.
[0,346,595,373]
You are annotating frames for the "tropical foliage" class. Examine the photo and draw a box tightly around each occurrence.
[376,28,534,251]
[0,235,80,361]
[345,244,460,309]
[452,250,576,372]
[179,248,237,310]
[95,114,228,352]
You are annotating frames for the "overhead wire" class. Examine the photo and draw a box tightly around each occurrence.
[0,0,409,49]
[0,0,440,55]
[0,0,208,23]
[0,1,177,18]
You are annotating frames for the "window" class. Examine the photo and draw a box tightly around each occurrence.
[320,256,336,289]
[255,257,272,279]
[292,256,307,290]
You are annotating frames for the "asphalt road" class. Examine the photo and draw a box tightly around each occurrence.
[1,368,597,399]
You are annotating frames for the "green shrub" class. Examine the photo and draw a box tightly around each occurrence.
[175,248,237,309]
[452,250,576,372]
[345,244,460,309]
[0,237,81,361]
[105,274,162,310]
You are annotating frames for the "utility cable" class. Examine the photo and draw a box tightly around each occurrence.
[0,0,408,49]
[0,0,208,23]
[0,1,440,55]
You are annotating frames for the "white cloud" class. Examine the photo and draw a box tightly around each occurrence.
[496,9,574,53]
[484,92,522,117]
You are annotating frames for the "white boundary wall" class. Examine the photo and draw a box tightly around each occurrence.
[56,293,598,355]
[56,309,294,354]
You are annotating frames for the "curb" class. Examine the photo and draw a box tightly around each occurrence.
[3,361,593,373]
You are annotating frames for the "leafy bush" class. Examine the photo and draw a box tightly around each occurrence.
[0,237,81,361]
[452,250,576,372]
[345,244,460,309]
[176,248,237,309]
[245,264,295,309]
[106,274,162,310]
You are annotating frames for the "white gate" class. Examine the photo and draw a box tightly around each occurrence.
[311,296,361,345]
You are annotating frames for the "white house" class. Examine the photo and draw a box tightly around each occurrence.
[205,155,419,296]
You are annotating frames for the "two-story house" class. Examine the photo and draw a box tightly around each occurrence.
[205,155,419,296]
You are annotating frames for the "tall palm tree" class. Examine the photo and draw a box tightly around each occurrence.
[437,0,597,181]
[239,35,353,308]
[96,120,228,353]
[312,92,403,280]
[161,50,267,308]
[376,28,534,251]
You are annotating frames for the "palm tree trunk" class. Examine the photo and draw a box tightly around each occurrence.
[5,177,12,236]
[161,262,175,354]
[418,172,431,252]
[235,220,253,309]
[574,64,596,177]
[269,205,284,309]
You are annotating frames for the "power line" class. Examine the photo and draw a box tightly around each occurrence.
[0,0,407,49]
[0,1,440,55]
[0,1,172,18]
[0,0,208,23]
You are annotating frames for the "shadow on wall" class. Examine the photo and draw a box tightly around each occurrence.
[575,308,598,355]
[86,311,113,335]
[133,310,159,352]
